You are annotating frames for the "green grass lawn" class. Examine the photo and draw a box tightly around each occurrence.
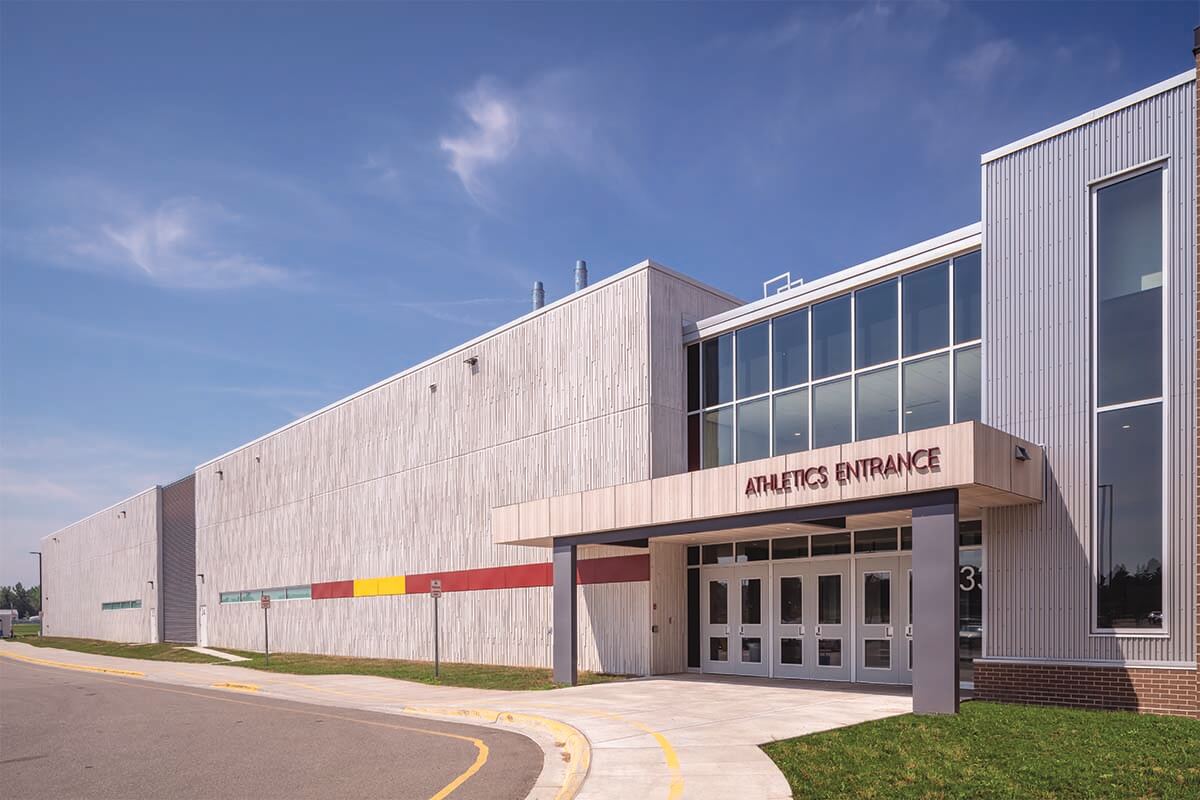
[225,650,628,691]
[12,622,40,636]
[12,636,224,664]
[763,700,1200,800]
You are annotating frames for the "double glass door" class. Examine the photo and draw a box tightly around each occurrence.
[853,556,912,685]
[701,565,769,676]
[772,560,851,681]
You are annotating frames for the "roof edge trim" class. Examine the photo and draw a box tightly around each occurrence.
[41,485,160,542]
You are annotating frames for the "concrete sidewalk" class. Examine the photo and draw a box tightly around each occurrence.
[0,641,912,799]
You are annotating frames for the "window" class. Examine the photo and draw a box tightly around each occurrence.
[773,309,808,390]
[735,540,770,562]
[736,322,770,399]
[780,577,803,624]
[812,294,851,379]
[702,543,734,565]
[902,261,949,356]
[219,585,312,603]
[903,353,949,431]
[855,279,898,368]
[736,398,770,462]
[812,378,851,447]
[687,414,700,472]
[686,344,700,412]
[703,334,733,407]
[854,529,898,553]
[772,388,808,455]
[1093,167,1164,632]
[855,366,898,440]
[811,532,851,556]
[954,346,981,422]
[772,536,808,560]
[863,573,890,624]
[817,575,842,624]
[953,251,982,344]
[702,407,734,468]
[101,599,142,611]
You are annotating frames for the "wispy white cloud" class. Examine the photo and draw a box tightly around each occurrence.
[439,80,521,202]
[950,38,1019,87]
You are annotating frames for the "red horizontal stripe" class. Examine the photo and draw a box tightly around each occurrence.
[311,580,354,600]
[404,554,648,595]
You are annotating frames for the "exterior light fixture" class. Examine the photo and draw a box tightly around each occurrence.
[463,356,478,367]
[118,510,126,518]
[216,469,224,480]
[1014,445,1031,462]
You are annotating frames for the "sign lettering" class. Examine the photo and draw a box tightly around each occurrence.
[744,447,942,496]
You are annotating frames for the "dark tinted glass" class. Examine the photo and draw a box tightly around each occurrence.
[954,346,981,423]
[863,573,890,625]
[818,575,842,624]
[780,577,803,624]
[781,638,803,664]
[902,261,949,356]
[686,344,700,412]
[702,407,734,468]
[958,520,983,547]
[687,546,700,566]
[855,367,898,440]
[741,578,762,624]
[736,540,770,562]
[818,639,842,666]
[773,309,808,389]
[736,322,770,398]
[812,294,851,378]
[1097,170,1162,406]
[773,388,808,456]
[702,543,734,565]
[736,398,770,462]
[702,334,733,407]
[687,413,700,472]
[900,526,912,550]
[953,251,982,343]
[855,529,898,553]
[813,378,852,447]
[855,279,898,367]
[687,569,700,667]
[903,353,949,432]
[772,536,808,560]
[1096,403,1162,629]
[811,532,851,556]
[709,579,728,625]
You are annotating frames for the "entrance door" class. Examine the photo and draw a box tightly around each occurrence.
[198,605,208,647]
[701,565,769,677]
[855,556,912,684]
[773,567,811,679]
[811,561,851,681]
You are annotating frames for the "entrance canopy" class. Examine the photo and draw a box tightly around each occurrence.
[492,422,1042,548]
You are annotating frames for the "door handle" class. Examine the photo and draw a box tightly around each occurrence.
[886,626,894,638]
[905,624,913,638]
[815,625,821,635]
[798,624,805,636]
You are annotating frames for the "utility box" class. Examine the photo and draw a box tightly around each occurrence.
[0,609,17,638]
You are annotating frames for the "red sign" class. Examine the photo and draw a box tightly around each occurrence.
[744,447,942,496]
[260,595,271,609]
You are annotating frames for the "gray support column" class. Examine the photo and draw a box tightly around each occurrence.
[552,541,578,686]
[912,493,959,714]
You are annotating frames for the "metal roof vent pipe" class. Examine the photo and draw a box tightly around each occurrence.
[532,281,545,310]
[574,259,588,292]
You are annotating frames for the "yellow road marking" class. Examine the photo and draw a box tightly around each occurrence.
[0,650,145,677]
[211,681,259,692]
[525,703,684,800]
[5,657,488,800]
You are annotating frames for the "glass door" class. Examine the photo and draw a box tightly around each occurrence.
[811,562,851,681]
[735,566,769,677]
[855,557,902,684]
[773,568,810,679]
[701,571,734,675]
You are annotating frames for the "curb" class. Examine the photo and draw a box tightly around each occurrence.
[401,706,591,800]
[0,649,145,677]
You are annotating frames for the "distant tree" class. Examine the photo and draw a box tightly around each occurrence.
[29,585,41,615]
[0,585,13,610]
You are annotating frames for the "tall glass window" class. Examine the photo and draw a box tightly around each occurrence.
[1093,166,1163,631]
[903,353,949,431]
[736,398,770,462]
[703,407,734,468]
[686,344,700,412]
[902,262,949,357]
[812,378,851,448]
[773,388,808,455]
[736,322,770,399]
[703,334,733,407]
[954,346,981,423]
[953,251,982,344]
[773,308,808,390]
[812,294,851,379]
[855,366,898,440]
[855,279,898,368]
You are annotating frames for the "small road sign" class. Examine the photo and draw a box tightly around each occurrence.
[430,579,443,599]
[260,595,271,609]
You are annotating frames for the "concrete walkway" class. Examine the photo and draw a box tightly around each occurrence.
[0,641,912,799]
[183,645,249,662]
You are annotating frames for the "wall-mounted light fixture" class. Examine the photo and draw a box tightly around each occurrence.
[147,580,154,590]
[1014,445,1031,462]
[463,356,478,367]
[430,383,437,393]
[118,510,126,519]
[197,573,205,584]
[216,469,224,480]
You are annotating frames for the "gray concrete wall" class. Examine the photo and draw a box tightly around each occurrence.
[982,78,1196,666]
[42,487,161,643]
[194,263,736,673]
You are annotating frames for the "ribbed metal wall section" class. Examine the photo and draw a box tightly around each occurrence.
[982,81,1196,665]
[161,475,197,643]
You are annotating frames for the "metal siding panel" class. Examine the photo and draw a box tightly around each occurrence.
[983,83,1196,665]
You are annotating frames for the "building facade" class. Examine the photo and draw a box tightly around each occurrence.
[42,60,1200,717]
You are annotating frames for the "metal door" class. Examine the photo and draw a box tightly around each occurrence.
[855,557,901,684]
[773,567,810,679]
[811,561,851,681]
[198,604,208,647]
[701,571,734,675]
[733,566,769,677]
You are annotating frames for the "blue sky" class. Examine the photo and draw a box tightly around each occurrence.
[1,1,1196,585]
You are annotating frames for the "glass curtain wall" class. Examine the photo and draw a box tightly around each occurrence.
[687,250,982,469]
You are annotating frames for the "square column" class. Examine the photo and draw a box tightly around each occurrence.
[912,493,960,714]
[552,541,578,685]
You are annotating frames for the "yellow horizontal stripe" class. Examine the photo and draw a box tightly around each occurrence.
[212,681,259,692]
[0,650,145,677]
[376,575,406,595]
[353,578,379,597]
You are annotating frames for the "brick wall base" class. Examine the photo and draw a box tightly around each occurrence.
[974,661,1198,717]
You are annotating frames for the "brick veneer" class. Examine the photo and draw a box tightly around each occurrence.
[974,662,1198,717]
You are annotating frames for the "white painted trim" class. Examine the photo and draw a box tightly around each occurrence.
[977,657,1195,671]
[196,260,742,470]
[687,224,982,342]
[41,485,160,542]
[981,69,1196,164]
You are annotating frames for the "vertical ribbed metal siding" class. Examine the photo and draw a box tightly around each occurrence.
[161,475,197,643]
[982,82,1195,665]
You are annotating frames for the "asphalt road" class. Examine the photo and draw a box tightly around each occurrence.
[0,658,542,800]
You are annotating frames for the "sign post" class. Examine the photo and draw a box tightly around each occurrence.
[260,594,271,666]
[430,580,442,679]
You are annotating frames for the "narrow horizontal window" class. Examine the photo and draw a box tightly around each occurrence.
[772,536,808,560]
[854,529,898,553]
[811,532,851,556]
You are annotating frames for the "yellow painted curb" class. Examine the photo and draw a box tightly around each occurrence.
[0,650,145,677]
[404,706,590,800]
[212,681,259,692]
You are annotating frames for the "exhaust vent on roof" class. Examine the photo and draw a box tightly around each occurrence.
[574,260,588,292]
[532,281,545,310]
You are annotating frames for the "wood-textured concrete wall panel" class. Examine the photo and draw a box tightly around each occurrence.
[649,541,687,674]
[983,81,1196,665]
[42,488,160,643]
